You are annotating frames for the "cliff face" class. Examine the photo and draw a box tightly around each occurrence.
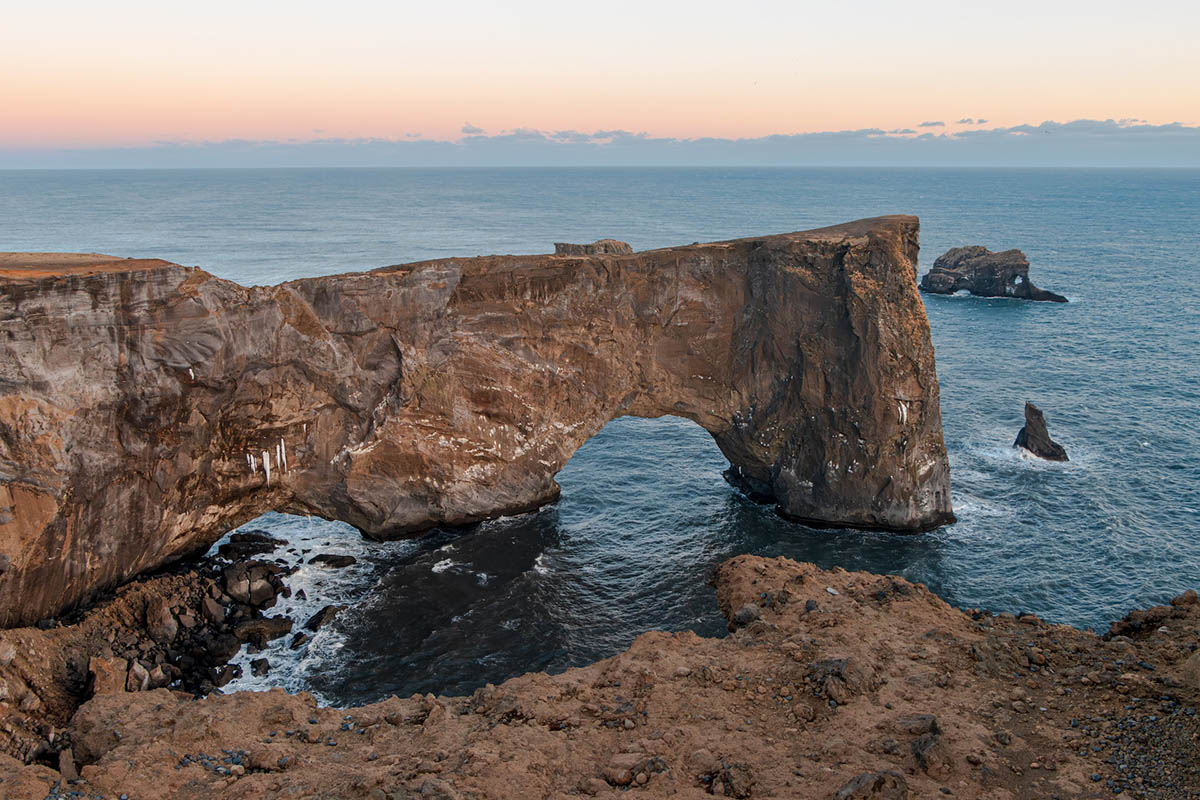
[0,216,953,626]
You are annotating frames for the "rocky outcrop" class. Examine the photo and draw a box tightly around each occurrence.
[7,555,1200,799]
[553,239,634,255]
[919,246,1067,301]
[0,216,953,626]
[1014,402,1069,461]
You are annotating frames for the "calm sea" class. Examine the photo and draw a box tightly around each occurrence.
[2,167,1197,704]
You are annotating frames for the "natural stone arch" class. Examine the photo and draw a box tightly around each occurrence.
[0,216,952,625]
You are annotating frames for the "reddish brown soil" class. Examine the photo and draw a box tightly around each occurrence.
[3,556,1199,799]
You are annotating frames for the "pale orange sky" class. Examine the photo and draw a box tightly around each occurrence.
[2,0,1197,147]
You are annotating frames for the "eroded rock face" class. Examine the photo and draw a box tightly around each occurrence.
[553,239,633,255]
[919,246,1067,301]
[0,216,953,626]
[1014,402,1069,461]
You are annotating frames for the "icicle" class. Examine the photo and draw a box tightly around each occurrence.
[249,454,258,474]
[263,450,271,486]
[187,368,194,380]
[303,423,307,434]
[280,438,288,472]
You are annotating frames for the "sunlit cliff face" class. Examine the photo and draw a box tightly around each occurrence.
[2,0,1197,148]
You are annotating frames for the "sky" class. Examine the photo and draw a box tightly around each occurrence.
[2,0,1199,166]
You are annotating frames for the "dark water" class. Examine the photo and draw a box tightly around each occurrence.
[2,167,1198,704]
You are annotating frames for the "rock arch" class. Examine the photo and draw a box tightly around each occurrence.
[0,216,952,626]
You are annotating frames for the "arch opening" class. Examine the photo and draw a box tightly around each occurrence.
[212,415,947,705]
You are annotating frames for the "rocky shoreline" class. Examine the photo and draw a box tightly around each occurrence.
[3,555,1199,799]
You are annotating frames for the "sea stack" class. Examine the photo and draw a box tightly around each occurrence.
[920,246,1067,302]
[1014,402,1069,461]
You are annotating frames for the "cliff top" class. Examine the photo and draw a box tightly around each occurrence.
[0,215,918,284]
[0,252,177,279]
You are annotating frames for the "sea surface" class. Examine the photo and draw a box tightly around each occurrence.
[2,167,1198,705]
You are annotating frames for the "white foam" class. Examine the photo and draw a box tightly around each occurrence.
[207,513,419,705]
[431,558,457,573]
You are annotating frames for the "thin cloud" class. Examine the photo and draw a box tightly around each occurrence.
[5,119,1199,168]
[918,121,945,128]
[956,118,977,125]
[461,122,485,135]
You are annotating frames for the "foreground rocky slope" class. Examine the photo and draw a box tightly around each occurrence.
[4,556,1199,799]
[0,216,953,626]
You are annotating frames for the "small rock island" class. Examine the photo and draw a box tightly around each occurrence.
[920,246,1067,302]
[1014,401,1069,461]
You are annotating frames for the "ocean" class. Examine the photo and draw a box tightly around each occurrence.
[2,167,1197,705]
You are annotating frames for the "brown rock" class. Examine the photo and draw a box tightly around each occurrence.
[0,636,14,666]
[145,596,179,643]
[553,239,633,256]
[1180,651,1200,689]
[201,596,226,625]
[126,660,151,692]
[833,770,910,799]
[234,616,294,648]
[89,656,128,696]
[57,747,79,781]
[0,218,953,629]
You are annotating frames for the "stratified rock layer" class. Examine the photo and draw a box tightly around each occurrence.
[919,246,1067,301]
[1014,402,1069,461]
[0,216,953,626]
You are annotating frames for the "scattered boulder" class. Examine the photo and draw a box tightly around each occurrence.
[309,553,357,569]
[144,596,178,643]
[218,530,286,560]
[88,656,129,696]
[0,637,15,667]
[234,616,294,649]
[553,239,633,256]
[215,663,242,687]
[807,657,877,704]
[729,604,761,630]
[920,246,1066,302]
[250,658,271,677]
[305,604,347,632]
[201,596,226,625]
[1013,402,1068,461]
[58,748,79,781]
[126,660,151,692]
[833,770,910,799]
[223,562,284,607]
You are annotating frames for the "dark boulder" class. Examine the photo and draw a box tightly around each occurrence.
[305,604,347,632]
[1014,402,1068,461]
[309,553,356,568]
[218,530,285,560]
[233,616,293,648]
[920,246,1066,302]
